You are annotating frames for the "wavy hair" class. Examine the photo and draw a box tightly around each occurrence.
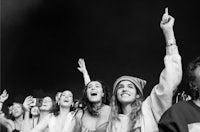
[187,56,200,100]
[109,81,143,131]
[80,80,110,116]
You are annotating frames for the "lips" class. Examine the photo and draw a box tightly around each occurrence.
[63,100,69,102]
[121,92,130,96]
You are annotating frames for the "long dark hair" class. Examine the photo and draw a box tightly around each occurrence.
[187,56,200,100]
[80,80,110,116]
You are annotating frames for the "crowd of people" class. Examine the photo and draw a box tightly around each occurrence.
[0,8,199,132]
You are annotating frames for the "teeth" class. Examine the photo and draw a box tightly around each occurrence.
[121,93,130,96]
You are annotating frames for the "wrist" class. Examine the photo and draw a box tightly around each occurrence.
[166,39,176,46]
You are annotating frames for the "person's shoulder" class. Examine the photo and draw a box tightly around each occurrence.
[165,101,191,113]
[75,109,84,120]
[172,101,191,108]
[102,105,111,111]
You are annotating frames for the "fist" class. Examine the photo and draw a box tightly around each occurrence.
[160,8,175,31]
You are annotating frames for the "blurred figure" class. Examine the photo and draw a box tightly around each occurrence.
[107,8,182,132]
[22,96,55,132]
[22,90,76,132]
[175,91,191,103]
[30,106,40,128]
[158,56,200,132]
[0,90,24,132]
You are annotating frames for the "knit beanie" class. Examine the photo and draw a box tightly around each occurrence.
[113,76,147,96]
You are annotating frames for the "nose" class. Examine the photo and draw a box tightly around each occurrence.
[122,86,128,92]
[91,86,96,90]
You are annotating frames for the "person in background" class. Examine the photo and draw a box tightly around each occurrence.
[107,8,182,132]
[158,56,200,132]
[0,90,24,132]
[22,90,76,132]
[30,106,40,128]
[22,96,55,132]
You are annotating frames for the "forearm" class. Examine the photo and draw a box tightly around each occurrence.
[0,102,3,111]
[82,71,91,85]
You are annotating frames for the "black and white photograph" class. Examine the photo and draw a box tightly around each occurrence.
[1,0,200,132]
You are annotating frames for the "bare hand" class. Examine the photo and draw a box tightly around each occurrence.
[0,90,9,103]
[160,8,175,42]
[77,58,87,74]
[23,96,34,111]
[55,92,62,103]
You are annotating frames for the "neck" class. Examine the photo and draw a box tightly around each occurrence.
[39,111,50,120]
[94,102,102,110]
[59,107,70,116]
[32,115,39,119]
[15,115,23,123]
[122,103,132,115]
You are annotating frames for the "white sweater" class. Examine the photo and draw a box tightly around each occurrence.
[108,45,182,132]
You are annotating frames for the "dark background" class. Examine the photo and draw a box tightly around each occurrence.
[1,0,199,104]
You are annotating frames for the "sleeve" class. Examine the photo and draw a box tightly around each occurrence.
[148,45,182,122]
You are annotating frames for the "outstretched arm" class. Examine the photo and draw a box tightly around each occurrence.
[0,90,9,111]
[22,96,33,124]
[0,90,15,132]
[145,8,182,122]
[77,58,91,85]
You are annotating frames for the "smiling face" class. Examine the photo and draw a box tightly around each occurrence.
[11,103,23,118]
[86,81,104,103]
[40,97,53,111]
[59,90,73,108]
[116,80,138,104]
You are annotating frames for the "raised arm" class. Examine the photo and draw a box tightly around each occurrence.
[145,8,182,121]
[77,58,91,85]
[21,96,49,132]
[0,90,15,131]
[0,90,9,111]
[21,113,50,132]
[22,96,33,123]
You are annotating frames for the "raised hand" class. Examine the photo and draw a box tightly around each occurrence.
[0,90,9,103]
[160,7,175,43]
[77,58,87,74]
[23,96,34,111]
[77,58,91,85]
[55,92,62,103]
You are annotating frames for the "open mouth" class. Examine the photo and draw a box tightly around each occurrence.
[90,93,98,96]
[63,100,69,103]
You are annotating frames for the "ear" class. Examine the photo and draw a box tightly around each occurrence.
[102,92,104,97]
[71,102,74,107]
[136,94,140,98]
[57,100,60,105]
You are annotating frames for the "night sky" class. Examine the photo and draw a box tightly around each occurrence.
[1,0,200,104]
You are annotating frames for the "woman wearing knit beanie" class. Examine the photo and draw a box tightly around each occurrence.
[107,8,182,132]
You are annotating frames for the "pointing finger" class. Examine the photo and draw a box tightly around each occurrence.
[165,7,168,15]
